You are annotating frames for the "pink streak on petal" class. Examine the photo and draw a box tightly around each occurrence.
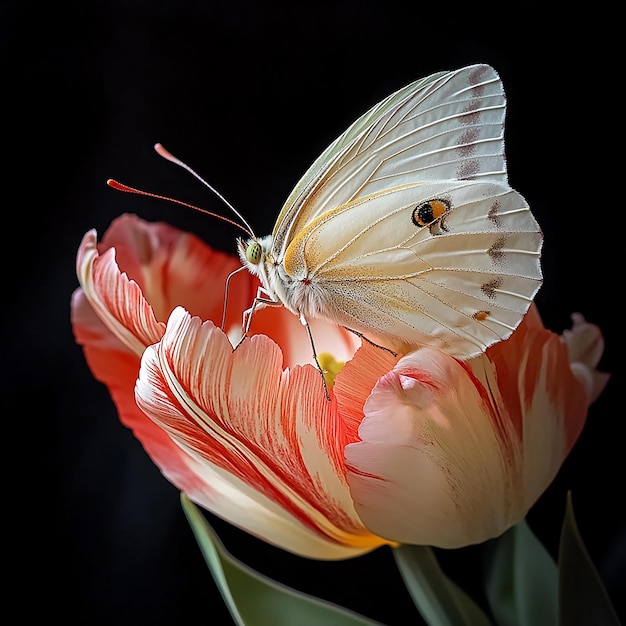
[333,342,400,443]
[135,307,385,549]
[71,289,128,353]
[97,213,256,330]
[76,228,165,355]
[481,305,590,456]
[70,290,211,497]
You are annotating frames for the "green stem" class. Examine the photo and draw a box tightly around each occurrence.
[392,544,492,626]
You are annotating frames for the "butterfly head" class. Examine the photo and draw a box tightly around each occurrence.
[237,235,273,278]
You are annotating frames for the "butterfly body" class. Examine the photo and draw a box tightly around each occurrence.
[238,64,543,359]
[238,234,329,320]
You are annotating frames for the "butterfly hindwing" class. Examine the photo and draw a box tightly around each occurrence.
[282,180,542,357]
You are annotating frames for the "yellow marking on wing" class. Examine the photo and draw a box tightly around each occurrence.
[282,183,423,278]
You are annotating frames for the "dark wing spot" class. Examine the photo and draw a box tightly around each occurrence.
[412,199,450,227]
[460,104,481,126]
[468,65,488,88]
[457,159,480,180]
[481,278,503,299]
[488,236,508,266]
[456,128,480,156]
[488,201,502,227]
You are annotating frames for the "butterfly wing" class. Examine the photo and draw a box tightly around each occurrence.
[272,64,509,259]
[282,180,542,357]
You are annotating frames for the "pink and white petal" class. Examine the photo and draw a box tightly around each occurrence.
[333,342,400,442]
[71,289,129,354]
[77,228,164,356]
[463,307,604,528]
[345,349,520,548]
[473,309,591,475]
[171,446,376,560]
[562,313,605,370]
[100,214,257,328]
[70,290,212,497]
[561,313,610,403]
[135,307,390,557]
[77,214,263,357]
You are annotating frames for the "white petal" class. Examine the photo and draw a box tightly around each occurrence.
[346,349,520,548]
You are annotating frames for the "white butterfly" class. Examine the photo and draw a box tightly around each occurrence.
[236,64,542,359]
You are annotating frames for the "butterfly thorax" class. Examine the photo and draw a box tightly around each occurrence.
[238,235,333,320]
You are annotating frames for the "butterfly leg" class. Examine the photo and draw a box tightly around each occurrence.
[221,265,249,331]
[299,313,331,402]
[345,328,398,357]
[233,286,281,351]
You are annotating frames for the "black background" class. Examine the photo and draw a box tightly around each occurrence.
[4,2,623,624]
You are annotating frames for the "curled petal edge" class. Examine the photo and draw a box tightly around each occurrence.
[76,228,164,356]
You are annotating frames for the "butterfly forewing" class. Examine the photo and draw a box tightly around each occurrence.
[272,64,508,260]
[274,71,448,228]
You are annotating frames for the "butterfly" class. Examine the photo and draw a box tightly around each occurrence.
[236,64,542,360]
[112,64,542,381]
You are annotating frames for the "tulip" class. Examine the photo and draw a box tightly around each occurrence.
[71,213,608,559]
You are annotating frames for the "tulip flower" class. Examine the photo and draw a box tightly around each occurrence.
[71,213,608,560]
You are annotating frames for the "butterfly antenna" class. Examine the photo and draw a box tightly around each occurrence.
[154,143,257,238]
[106,180,253,238]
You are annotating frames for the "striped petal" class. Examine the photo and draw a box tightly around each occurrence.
[72,215,382,559]
[74,213,254,355]
[70,289,214,497]
[345,306,605,548]
[135,306,390,558]
[74,214,608,557]
[76,227,164,355]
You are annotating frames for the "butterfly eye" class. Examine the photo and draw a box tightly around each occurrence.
[246,241,263,264]
[412,199,450,227]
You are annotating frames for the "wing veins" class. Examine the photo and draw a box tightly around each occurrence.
[347,278,509,346]
[320,265,539,283]
[322,128,505,205]
[351,99,505,159]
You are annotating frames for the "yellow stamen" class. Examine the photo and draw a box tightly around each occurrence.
[317,352,345,389]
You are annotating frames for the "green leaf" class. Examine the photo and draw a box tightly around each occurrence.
[483,519,558,626]
[558,492,620,626]
[180,493,383,626]
[393,543,492,626]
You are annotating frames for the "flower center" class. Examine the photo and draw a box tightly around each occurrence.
[317,352,345,389]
